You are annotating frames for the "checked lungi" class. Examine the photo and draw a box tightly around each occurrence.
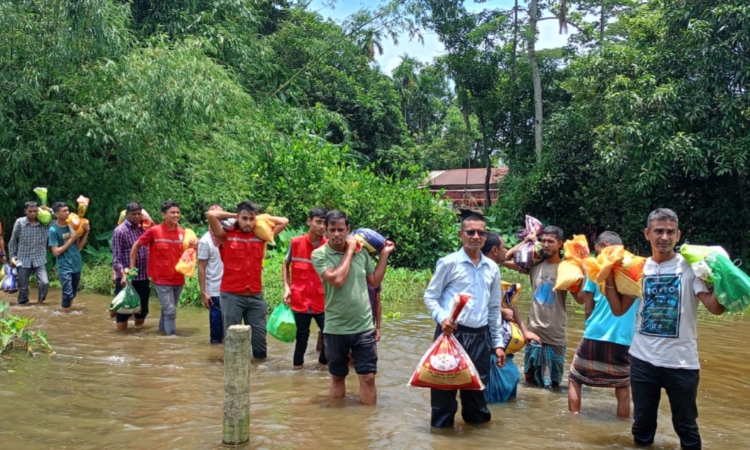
[568,337,631,388]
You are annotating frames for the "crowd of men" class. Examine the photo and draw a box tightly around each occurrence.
[5,199,721,448]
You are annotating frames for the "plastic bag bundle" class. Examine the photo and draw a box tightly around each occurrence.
[66,213,89,236]
[583,245,645,297]
[1,263,18,294]
[501,281,522,309]
[76,195,90,217]
[182,228,197,251]
[555,235,590,293]
[352,228,386,254]
[706,253,750,313]
[408,293,485,390]
[514,215,544,270]
[175,248,197,277]
[109,269,141,314]
[117,209,153,229]
[266,303,297,343]
[500,320,525,355]
[33,187,52,225]
[253,214,275,243]
[487,354,519,403]
[680,244,730,284]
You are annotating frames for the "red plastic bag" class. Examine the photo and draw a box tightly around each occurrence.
[408,294,485,390]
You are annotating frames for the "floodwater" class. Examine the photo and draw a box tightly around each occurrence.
[1,288,749,450]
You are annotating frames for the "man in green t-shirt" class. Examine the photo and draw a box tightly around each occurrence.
[49,202,90,313]
[312,210,394,405]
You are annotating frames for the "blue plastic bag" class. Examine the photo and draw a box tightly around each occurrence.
[1,263,18,294]
[487,354,520,403]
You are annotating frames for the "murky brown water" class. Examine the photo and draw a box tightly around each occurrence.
[1,288,749,450]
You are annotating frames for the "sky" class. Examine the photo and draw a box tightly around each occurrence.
[308,0,573,76]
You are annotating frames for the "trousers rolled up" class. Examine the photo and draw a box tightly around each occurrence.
[155,284,183,336]
[430,324,492,428]
[220,292,267,359]
[16,265,49,304]
[630,356,701,450]
[293,312,327,366]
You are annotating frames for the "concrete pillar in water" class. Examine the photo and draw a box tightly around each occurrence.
[223,325,251,445]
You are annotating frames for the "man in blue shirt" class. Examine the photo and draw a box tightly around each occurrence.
[423,215,505,428]
[568,231,637,418]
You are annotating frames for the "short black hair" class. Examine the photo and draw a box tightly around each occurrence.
[161,200,180,213]
[540,225,563,241]
[461,214,486,229]
[51,202,68,213]
[24,201,38,210]
[325,210,349,226]
[236,201,259,215]
[595,231,623,246]
[647,208,679,229]
[481,231,503,256]
[309,207,328,220]
[125,201,143,212]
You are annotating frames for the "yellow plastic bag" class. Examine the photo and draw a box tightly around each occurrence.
[182,228,196,251]
[554,235,590,292]
[175,248,197,277]
[583,245,645,297]
[253,214,275,244]
[76,195,90,217]
[501,281,522,309]
[66,213,89,236]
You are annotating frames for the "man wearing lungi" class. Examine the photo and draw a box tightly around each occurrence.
[568,231,637,418]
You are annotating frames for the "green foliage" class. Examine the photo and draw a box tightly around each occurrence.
[0,302,53,356]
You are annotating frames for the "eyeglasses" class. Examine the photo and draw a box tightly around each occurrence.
[463,230,488,238]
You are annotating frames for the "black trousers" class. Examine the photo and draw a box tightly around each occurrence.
[430,324,492,428]
[293,312,327,366]
[631,356,701,450]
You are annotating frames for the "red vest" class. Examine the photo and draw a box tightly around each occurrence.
[220,227,265,294]
[147,224,185,285]
[289,235,327,313]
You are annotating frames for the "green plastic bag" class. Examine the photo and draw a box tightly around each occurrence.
[109,269,142,315]
[267,303,296,343]
[706,253,750,314]
[680,244,728,265]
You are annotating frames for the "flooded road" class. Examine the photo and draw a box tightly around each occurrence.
[1,289,749,450]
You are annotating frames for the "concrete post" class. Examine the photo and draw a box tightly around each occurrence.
[222,325,251,445]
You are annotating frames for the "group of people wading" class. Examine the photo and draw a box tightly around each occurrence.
[7,198,720,449]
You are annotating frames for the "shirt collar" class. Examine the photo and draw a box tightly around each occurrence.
[459,247,489,268]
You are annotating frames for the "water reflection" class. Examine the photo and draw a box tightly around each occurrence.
[0,290,749,450]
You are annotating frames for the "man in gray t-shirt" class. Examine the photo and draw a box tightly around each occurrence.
[604,208,725,450]
[198,204,225,343]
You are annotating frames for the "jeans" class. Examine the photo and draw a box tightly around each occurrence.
[430,324,492,428]
[154,284,184,336]
[58,272,81,308]
[220,292,267,359]
[293,312,327,366]
[209,296,223,344]
[17,265,49,304]
[631,356,701,449]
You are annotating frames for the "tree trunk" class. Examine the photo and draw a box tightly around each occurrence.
[528,0,543,164]
[222,325,252,445]
[600,0,606,42]
[479,113,492,210]
[509,0,519,158]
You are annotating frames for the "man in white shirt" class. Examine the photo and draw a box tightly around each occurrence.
[198,204,225,344]
[423,215,505,428]
[604,208,725,450]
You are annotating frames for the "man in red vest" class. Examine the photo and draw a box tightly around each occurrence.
[282,206,328,369]
[130,201,197,336]
[207,201,289,359]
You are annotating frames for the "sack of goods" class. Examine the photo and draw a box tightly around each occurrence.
[408,293,485,390]
[175,229,198,277]
[352,228,387,254]
[681,244,750,313]
[514,215,543,270]
[66,213,89,236]
[117,209,154,229]
[555,235,591,293]
[584,245,646,298]
[76,195,90,217]
[266,303,297,343]
[253,214,275,244]
[1,263,18,294]
[500,320,525,355]
[109,269,141,314]
[501,281,522,309]
[33,187,52,226]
